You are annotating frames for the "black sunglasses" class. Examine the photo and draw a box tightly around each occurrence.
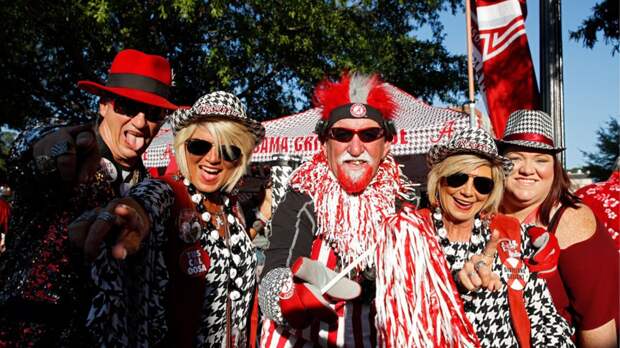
[445,172,495,195]
[327,127,385,143]
[113,97,168,122]
[185,139,242,162]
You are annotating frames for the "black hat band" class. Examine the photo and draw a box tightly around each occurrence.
[327,103,383,127]
[107,73,170,99]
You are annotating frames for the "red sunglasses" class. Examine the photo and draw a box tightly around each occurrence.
[327,127,385,143]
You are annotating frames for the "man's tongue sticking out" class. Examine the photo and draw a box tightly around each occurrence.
[126,132,145,151]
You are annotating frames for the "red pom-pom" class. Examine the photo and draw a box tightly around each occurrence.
[313,72,397,121]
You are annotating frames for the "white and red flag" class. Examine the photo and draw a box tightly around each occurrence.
[470,0,540,138]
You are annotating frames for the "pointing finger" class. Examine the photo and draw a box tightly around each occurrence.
[84,210,120,261]
[112,203,150,259]
[483,230,501,260]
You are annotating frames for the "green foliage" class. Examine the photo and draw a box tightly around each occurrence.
[570,0,619,55]
[0,0,467,129]
[581,117,619,181]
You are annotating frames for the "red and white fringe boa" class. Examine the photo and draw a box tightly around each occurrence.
[376,206,480,347]
[288,152,403,271]
[289,153,479,347]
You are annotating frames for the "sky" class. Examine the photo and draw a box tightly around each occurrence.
[434,0,619,169]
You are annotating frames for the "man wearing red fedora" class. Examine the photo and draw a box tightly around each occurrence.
[0,49,177,346]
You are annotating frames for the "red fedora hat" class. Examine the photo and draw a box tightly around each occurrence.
[78,49,177,110]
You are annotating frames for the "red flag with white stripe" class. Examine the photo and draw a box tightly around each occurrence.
[470,0,540,138]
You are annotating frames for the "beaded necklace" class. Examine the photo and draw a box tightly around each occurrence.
[431,207,485,265]
[183,177,244,301]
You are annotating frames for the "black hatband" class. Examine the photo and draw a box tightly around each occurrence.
[107,73,170,98]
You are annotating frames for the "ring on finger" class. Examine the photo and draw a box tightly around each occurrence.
[483,250,496,259]
[96,211,116,223]
[467,271,477,278]
[474,260,487,272]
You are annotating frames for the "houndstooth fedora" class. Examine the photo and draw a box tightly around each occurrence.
[496,109,564,153]
[427,127,514,174]
[169,91,265,145]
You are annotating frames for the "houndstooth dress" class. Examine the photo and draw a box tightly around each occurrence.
[87,178,256,347]
[439,223,575,347]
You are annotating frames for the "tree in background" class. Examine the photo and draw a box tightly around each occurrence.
[570,0,619,55]
[0,0,468,130]
[581,117,619,181]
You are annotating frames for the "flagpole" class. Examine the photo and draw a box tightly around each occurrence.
[465,0,477,128]
[540,0,565,166]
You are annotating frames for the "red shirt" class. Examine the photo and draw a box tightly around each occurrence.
[575,171,620,252]
[547,207,619,331]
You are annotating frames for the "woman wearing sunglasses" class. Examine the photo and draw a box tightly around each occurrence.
[424,128,574,347]
[81,91,265,347]
[498,110,618,348]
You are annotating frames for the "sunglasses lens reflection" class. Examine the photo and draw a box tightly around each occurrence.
[329,128,354,142]
[445,173,469,188]
[445,173,494,195]
[114,98,166,122]
[186,139,242,162]
[221,145,242,162]
[473,177,494,195]
[358,128,384,142]
[186,139,213,156]
[328,127,384,143]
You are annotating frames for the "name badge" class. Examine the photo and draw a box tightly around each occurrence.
[179,246,211,277]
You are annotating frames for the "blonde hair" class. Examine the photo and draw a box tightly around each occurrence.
[174,120,257,192]
[427,154,505,214]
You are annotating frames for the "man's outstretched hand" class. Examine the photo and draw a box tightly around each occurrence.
[32,125,100,187]
[69,197,151,261]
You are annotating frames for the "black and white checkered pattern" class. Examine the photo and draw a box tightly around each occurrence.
[143,84,475,168]
[258,267,292,326]
[427,127,514,174]
[496,109,565,152]
[269,154,303,213]
[251,83,474,162]
[168,91,265,145]
[87,179,173,347]
[440,225,575,347]
[86,178,256,347]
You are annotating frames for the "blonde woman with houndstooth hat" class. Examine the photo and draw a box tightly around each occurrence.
[82,91,265,347]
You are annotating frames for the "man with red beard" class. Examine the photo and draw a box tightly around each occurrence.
[259,73,480,347]
[258,72,417,346]
[0,49,177,346]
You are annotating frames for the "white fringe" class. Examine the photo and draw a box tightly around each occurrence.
[289,154,401,272]
[375,207,480,348]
